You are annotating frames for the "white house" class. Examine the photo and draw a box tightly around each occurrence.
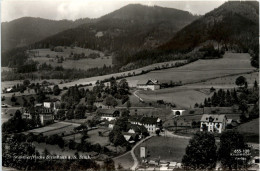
[137,79,160,91]
[200,114,227,133]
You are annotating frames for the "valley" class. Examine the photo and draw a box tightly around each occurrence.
[1,1,259,171]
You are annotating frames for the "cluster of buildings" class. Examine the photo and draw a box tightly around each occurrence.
[98,108,162,143]
[22,99,60,126]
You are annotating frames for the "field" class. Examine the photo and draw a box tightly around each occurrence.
[181,71,259,89]
[136,88,212,109]
[236,118,259,143]
[31,56,112,71]
[33,142,99,157]
[1,79,62,90]
[134,136,189,163]
[55,52,255,89]
[27,122,79,135]
[29,47,105,58]
[114,152,134,170]
[126,53,255,86]
[1,107,21,124]
[132,52,257,109]
[63,128,110,146]
[29,47,113,70]
[56,60,186,88]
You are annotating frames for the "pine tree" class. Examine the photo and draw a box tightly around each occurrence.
[253,80,258,91]
[226,90,232,106]
[211,92,219,106]
[231,89,238,104]
[204,98,209,107]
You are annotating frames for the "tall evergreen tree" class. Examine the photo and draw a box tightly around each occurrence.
[226,90,232,106]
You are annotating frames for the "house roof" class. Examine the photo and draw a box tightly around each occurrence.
[98,109,120,115]
[137,79,160,85]
[44,98,60,103]
[129,116,160,125]
[200,114,227,123]
[128,124,147,133]
[34,103,43,107]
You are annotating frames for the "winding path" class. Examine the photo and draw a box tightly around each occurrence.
[133,90,143,102]
[130,135,153,170]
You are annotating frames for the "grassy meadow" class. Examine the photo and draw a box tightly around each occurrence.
[134,136,189,163]
[29,47,113,70]
[126,53,255,86]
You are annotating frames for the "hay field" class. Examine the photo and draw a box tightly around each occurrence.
[29,47,113,70]
[136,88,212,109]
[182,71,258,89]
[134,136,189,163]
[126,53,255,86]
[63,128,110,146]
[28,122,73,134]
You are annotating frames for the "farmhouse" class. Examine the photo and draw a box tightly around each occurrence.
[200,114,227,133]
[99,109,120,121]
[137,79,160,91]
[129,116,161,133]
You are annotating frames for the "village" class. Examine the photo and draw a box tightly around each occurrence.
[2,73,259,170]
[1,1,259,170]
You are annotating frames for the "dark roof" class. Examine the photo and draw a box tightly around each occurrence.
[137,79,160,85]
[128,124,147,133]
[200,114,227,123]
[98,109,119,114]
[129,116,159,125]
[44,98,60,102]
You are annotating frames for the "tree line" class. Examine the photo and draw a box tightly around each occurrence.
[182,130,250,170]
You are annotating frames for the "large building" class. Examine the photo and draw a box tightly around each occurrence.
[200,114,227,133]
[129,116,161,133]
[38,108,54,125]
[99,109,120,121]
[137,79,160,91]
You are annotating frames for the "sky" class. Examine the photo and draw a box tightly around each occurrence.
[1,0,226,22]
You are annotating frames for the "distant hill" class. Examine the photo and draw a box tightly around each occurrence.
[1,17,93,52]
[32,5,199,60]
[160,1,259,66]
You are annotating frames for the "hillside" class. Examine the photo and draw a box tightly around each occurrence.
[31,4,199,64]
[160,1,259,66]
[1,17,93,52]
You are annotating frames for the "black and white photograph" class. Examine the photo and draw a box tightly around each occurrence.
[1,0,259,170]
